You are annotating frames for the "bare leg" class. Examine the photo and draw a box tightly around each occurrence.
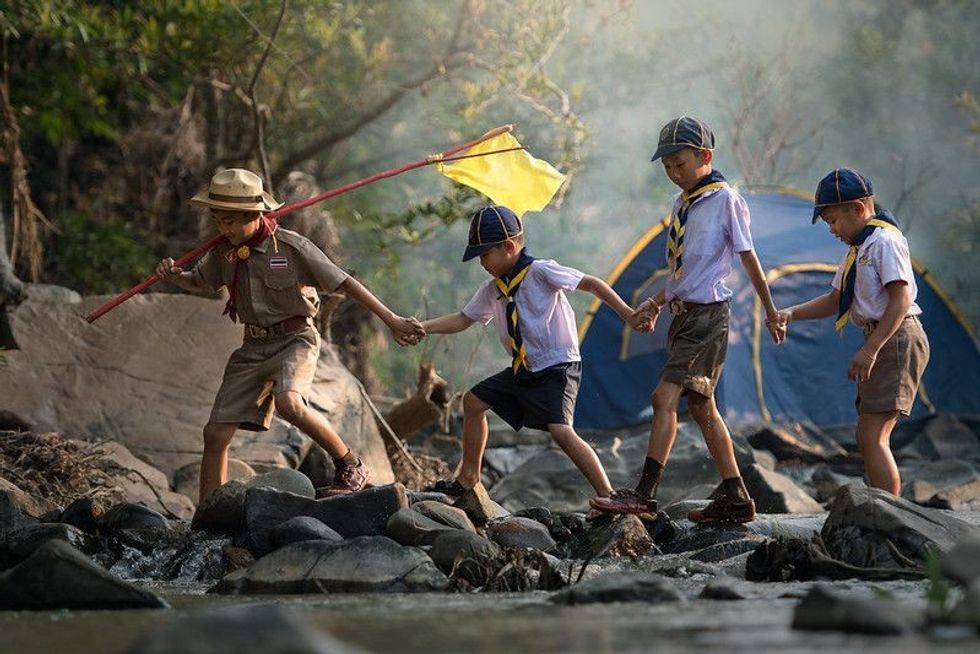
[687,393,741,479]
[200,421,238,503]
[274,390,349,459]
[457,391,491,489]
[856,411,901,494]
[646,381,685,463]
[548,424,613,496]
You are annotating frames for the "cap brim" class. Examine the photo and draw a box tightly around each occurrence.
[650,143,689,162]
[811,206,821,224]
[462,242,497,262]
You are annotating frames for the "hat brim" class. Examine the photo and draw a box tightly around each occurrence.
[651,143,692,162]
[189,189,283,212]
[462,242,499,262]
[811,206,822,224]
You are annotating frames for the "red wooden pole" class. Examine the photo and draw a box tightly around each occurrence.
[85,125,514,323]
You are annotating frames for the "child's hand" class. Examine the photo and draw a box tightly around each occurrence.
[765,311,787,345]
[627,310,655,333]
[389,315,425,347]
[848,347,877,383]
[155,258,182,280]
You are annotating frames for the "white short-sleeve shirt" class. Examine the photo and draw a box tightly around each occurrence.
[831,227,921,325]
[462,259,584,371]
[664,185,754,303]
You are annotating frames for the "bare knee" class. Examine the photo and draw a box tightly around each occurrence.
[203,422,235,452]
[275,393,306,424]
[687,394,717,427]
[462,391,487,416]
[651,386,679,413]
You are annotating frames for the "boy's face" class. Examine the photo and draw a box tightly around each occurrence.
[212,209,262,244]
[478,240,520,277]
[819,202,867,244]
[661,148,711,192]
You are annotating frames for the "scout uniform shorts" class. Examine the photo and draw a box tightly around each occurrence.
[660,301,730,398]
[209,324,320,430]
[857,316,930,415]
[470,362,581,432]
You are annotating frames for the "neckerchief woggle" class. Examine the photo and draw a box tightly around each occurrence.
[223,215,278,323]
[835,209,900,332]
[494,248,536,373]
[667,170,729,280]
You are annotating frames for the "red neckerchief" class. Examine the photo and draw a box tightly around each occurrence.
[223,216,277,323]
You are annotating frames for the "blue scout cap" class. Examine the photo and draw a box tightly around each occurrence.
[462,205,523,262]
[811,167,874,223]
[651,116,716,161]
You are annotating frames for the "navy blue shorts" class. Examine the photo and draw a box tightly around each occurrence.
[470,362,581,432]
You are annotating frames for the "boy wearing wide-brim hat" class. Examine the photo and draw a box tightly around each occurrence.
[776,167,929,494]
[591,117,784,523]
[419,205,651,505]
[157,168,424,503]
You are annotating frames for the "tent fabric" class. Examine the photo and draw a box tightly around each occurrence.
[576,190,980,429]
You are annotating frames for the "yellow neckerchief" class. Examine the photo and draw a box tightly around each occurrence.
[667,179,729,280]
[494,256,534,373]
[835,217,900,332]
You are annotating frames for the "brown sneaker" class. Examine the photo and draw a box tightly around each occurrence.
[688,494,756,524]
[317,458,369,498]
[589,489,658,515]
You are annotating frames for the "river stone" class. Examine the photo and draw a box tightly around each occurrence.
[428,530,501,573]
[895,413,980,462]
[698,576,747,600]
[412,501,476,532]
[791,584,916,634]
[902,459,980,511]
[100,503,169,531]
[742,464,824,514]
[193,480,248,533]
[211,536,447,594]
[58,497,99,533]
[550,572,683,605]
[0,540,168,610]
[385,507,457,546]
[174,459,256,503]
[941,535,980,586]
[821,484,979,569]
[269,516,343,550]
[0,522,95,568]
[246,468,316,498]
[0,477,59,518]
[486,516,556,551]
[565,514,655,559]
[126,603,368,654]
[809,466,864,502]
[0,293,394,484]
[239,484,407,555]
[452,483,496,527]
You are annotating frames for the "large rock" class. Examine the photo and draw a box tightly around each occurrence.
[0,540,168,610]
[0,293,394,483]
[211,536,447,594]
[269,516,343,550]
[193,469,319,533]
[174,458,256,502]
[428,530,500,573]
[565,514,655,559]
[385,507,457,546]
[821,484,979,569]
[894,414,980,462]
[741,464,824,514]
[126,603,368,654]
[902,459,980,511]
[0,522,95,568]
[550,573,683,605]
[411,501,476,532]
[100,503,169,531]
[239,484,407,554]
[791,584,917,634]
[486,516,556,551]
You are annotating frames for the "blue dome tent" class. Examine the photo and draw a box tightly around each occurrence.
[576,190,980,429]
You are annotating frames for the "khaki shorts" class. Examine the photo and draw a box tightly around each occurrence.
[857,316,929,415]
[209,325,320,430]
[660,301,729,398]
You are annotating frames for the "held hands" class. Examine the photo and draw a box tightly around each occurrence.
[628,298,660,333]
[389,315,426,347]
[765,310,789,345]
[848,346,877,383]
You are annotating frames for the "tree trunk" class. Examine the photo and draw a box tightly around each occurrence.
[0,199,25,349]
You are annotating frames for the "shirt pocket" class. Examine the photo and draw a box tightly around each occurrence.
[259,269,307,315]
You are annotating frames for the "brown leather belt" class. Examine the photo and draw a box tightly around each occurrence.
[243,316,310,340]
[861,315,917,337]
[668,299,725,315]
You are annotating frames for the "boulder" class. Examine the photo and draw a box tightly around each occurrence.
[239,484,407,555]
[0,293,393,483]
[193,469,318,534]
[428,530,501,573]
[59,497,99,533]
[99,503,169,531]
[550,573,683,605]
[269,517,343,550]
[821,484,979,569]
[894,413,980,462]
[174,458,255,503]
[791,584,917,634]
[0,540,168,610]
[126,603,368,654]
[385,508,456,547]
[902,460,980,511]
[486,516,556,551]
[451,483,497,527]
[741,464,824,514]
[211,536,447,594]
[565,514,655,559]
[411,501,476,533]
[740,423,847,464]
[0,477,59,519]
[0,522,95,569]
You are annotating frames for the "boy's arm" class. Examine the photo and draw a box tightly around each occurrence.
[847,281,911,383]
[577,275,652,332]
[338,276,424,344]
[156,258,209,294]
[780,289,840,323]
[738,250,784,344]
[422,312,475,335]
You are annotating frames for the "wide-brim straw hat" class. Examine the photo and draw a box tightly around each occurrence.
[189,168,283,212]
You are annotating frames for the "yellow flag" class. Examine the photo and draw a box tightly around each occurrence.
[436,132,566,217]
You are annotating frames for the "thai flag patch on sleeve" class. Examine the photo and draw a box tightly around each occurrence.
[269,256,289,269]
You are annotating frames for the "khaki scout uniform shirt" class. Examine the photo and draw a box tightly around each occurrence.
[192,228,349,326]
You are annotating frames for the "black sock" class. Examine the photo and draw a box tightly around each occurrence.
[635,457,665,499]
[722,476,749,500]
[332,449,357,468]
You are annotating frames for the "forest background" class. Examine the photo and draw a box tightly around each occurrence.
[1,0,977,396]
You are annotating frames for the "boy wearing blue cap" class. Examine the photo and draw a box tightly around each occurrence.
[420,205,650,502]
[592,116,784,523]
[776,168,929,494]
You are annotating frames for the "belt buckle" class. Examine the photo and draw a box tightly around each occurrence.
[669,299,686,315]
[245,324,267,339]
[862,321,877,337]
